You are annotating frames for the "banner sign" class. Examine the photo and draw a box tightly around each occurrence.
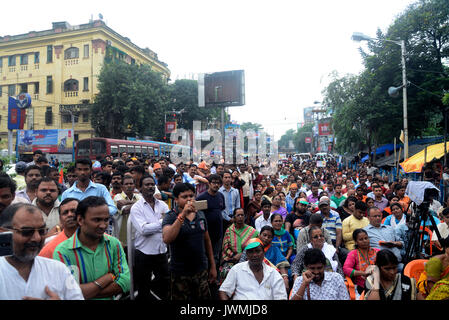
[165,121,177,134]
[305,137,312,144]
[318,122,332,136]
[8,97,26,130]
[17,129,73,154]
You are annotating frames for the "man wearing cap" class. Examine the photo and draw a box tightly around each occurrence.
[285,198,311,238]
[317,196,348,263]
[218,238,287,300]
[13,162,27,191]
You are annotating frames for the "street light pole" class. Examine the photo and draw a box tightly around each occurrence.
[401,40,409,159]
[352,32,409,159]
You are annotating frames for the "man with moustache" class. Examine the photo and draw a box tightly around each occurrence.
[130,174,170,300]
[0,203,84,300]
[110,172,124,200]
[290,248,349,300]
[38,198,79,258]
[53,196,130,300]
[218,238,287,300]
[32,177,61,232]
[13,165,42,204]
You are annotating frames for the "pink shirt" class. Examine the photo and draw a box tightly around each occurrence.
[343,248,379,288]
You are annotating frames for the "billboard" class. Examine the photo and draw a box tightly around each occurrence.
[198,70,245,107]
[303,107,314,124]
[17,129,74,154]
[318,122,332,136]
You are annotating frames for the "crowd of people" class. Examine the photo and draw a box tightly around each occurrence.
[0,149,449,301]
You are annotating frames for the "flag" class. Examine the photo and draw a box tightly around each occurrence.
[399,130,404,143]
[58,164,64,184]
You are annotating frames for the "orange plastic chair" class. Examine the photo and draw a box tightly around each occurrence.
[403,259,428,282]
[345,276,356,300]
[359,290,365,300]
[381,217,386,225]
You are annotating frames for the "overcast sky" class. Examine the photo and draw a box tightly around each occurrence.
[1,0,416,140]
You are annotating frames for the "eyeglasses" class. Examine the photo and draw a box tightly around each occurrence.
[312,235,324,239]
[9,227,48,237]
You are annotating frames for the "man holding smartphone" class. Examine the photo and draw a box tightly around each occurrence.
[162,183,217,300]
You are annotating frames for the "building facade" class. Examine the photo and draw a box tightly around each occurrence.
[0,20,170,146]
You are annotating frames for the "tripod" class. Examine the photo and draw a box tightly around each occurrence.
[404,201,443,264]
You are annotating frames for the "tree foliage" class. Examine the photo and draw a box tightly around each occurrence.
[91,63,226,140]
[321,0,449,154]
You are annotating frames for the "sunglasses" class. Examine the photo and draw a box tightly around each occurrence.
[10,227,48,237]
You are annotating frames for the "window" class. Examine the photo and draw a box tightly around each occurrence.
[76,140,90,157]
[34,52,40,64]
[111,145,118,157]
[64,47,79,60]
[64,79,79,91]
[0,57,2,68]
[0,86,2,97]
[83,77,89,91]
[92,140,106,156]
[20,54,28,65]
[83,112,89,122]
[47,45,53,63]
[20,83,27,93]
[84,45,89,58]
[46,76,53,94]
[62,114,71,123]
[34,82,39,94]
[45,107,53,125]
[8,85,16,96]
[8,56,16,67]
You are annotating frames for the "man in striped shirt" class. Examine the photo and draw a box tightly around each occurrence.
[316,197,343,252]
[53,196,130,300]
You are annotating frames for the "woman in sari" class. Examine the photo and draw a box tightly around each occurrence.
[364,249,424,300]
[271,194,288,221]
[291,226,344,282]
[423,236,449,300]
[220,208,258,282]
[270,213,295,262]
[343,229,379,295]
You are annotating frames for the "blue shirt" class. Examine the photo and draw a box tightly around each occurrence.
[285,193,298,214]
[61,180,117,216]
[364,224,403,262]
[318,210,342,242]
[219,186,240,221]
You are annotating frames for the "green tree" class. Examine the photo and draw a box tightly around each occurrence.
[91,62,169,139]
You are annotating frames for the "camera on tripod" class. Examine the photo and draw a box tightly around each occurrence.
[404,181,442,263]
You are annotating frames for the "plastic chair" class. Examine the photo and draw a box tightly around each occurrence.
[381,217,386,225]
[359,290,365,300]
[345,276,356,300]
[403,259,428,283]
[127,217,136,300]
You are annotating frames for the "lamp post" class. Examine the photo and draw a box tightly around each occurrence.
[352,32,409,159]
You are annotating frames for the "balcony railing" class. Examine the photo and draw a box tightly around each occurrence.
[9,66,15,72]
[34,64,39,70]
[20,65,28,71]
[65,59,79,66]
[64,91,78,97]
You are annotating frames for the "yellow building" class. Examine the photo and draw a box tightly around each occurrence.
[0,19,170,148]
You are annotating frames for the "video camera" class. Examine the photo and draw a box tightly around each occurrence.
[404,181,443,262]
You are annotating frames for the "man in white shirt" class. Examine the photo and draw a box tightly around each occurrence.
[0,202,83,300]
[130,174,170,300]
[432,207,449,248]
[255,199,272,232]
[219,238,287,300]
[32,177,61,234]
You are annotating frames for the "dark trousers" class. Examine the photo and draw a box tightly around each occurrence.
[133,250,170,300]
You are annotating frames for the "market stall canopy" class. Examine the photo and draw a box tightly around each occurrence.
[375,144,429,167]
[400,142,449,173]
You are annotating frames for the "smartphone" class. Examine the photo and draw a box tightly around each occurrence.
[0,232,13,257]
[194,200,208,211]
